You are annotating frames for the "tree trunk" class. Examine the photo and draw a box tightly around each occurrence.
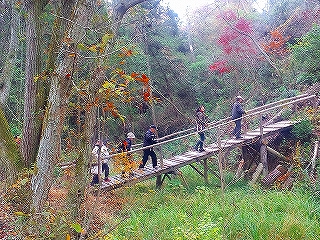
[0,107,23,185]
[31,0,87,213]
[21,0,48,167]
[0,1,23,185]
[31,72,73,213]
[0,1,19,106]
[31,0,150,215]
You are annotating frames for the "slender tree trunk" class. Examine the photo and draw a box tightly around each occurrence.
[0,1,19,106]
[21,0,48,167]
[31,70,73,213]
[0,0,24,185]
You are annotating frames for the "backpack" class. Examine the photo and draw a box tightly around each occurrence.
[116,139,129,153]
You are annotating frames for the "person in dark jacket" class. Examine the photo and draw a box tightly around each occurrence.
[139,125,158,169]
[193,105,208,152]
[232,95,246,139]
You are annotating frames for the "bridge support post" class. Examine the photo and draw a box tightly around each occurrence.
[259,114,264,136]
[156,175,162,188]
[260,139,268,176]
[217,127,225,191]
[312,96,318,109]
[203,159,208,184]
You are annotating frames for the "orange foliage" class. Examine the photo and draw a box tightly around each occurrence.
[263,30,290,55]
[143,90,151,102]
[118,48,134,58]
[112,152,138,177]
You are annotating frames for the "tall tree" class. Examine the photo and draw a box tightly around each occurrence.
[30,0,149,215]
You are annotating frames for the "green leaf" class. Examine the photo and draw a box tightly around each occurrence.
[77,43,87,51]
[71,222,82,233]
[102,81,116,89]
[20,178,29,185]
[14,211,30,217]
[102,33,114,44]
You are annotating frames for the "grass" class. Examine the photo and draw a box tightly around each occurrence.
[103,167,320,240]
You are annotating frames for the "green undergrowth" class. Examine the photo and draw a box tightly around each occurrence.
[104,172,320,240]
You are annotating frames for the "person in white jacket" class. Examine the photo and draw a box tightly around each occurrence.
[91,139,110,185]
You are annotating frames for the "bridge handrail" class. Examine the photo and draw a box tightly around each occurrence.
[131,93,311,148]
[107,94,317,159]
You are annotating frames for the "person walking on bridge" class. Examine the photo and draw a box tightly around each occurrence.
[193,105,208,152]
[232,95,246,139]
[91,139,110,185]
[139,125,158,170]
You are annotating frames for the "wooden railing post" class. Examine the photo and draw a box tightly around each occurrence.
[156,175,162,189]
[159,147,164,168]
[259,113,264,136]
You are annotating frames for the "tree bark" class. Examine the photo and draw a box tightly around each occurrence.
[112,0,150,25]
[0,107,23,185]
[31,0,87,214]
[21,0,48,167]
[0,1,23,185]
[260,141,268,176]
[0,1,19,106]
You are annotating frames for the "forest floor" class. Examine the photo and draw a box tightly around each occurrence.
[0,190,16,239]
[0,183,125,239]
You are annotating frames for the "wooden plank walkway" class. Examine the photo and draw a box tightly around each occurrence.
[101,120,295,191]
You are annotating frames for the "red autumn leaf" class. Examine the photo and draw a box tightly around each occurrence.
[125,50,133,56]
[235,18,252,33]
[143,91,150,101]
[131,72,139,79]
[263,30,290,55]
[65,73,71,79]
[217,11,256,55]
[209,60,231,74]
[111,110,119,117]
[141,74,149,83]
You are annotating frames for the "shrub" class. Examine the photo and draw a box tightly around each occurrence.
[291,119,313,141]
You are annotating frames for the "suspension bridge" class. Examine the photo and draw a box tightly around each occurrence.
[99,94,318,191]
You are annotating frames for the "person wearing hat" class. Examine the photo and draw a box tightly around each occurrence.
[231,95,246,139]
[139,125,158,169]
[123,132,135,151]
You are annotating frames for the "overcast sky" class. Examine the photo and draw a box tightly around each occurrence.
[162,0,268,21]
[162,0,210,20]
